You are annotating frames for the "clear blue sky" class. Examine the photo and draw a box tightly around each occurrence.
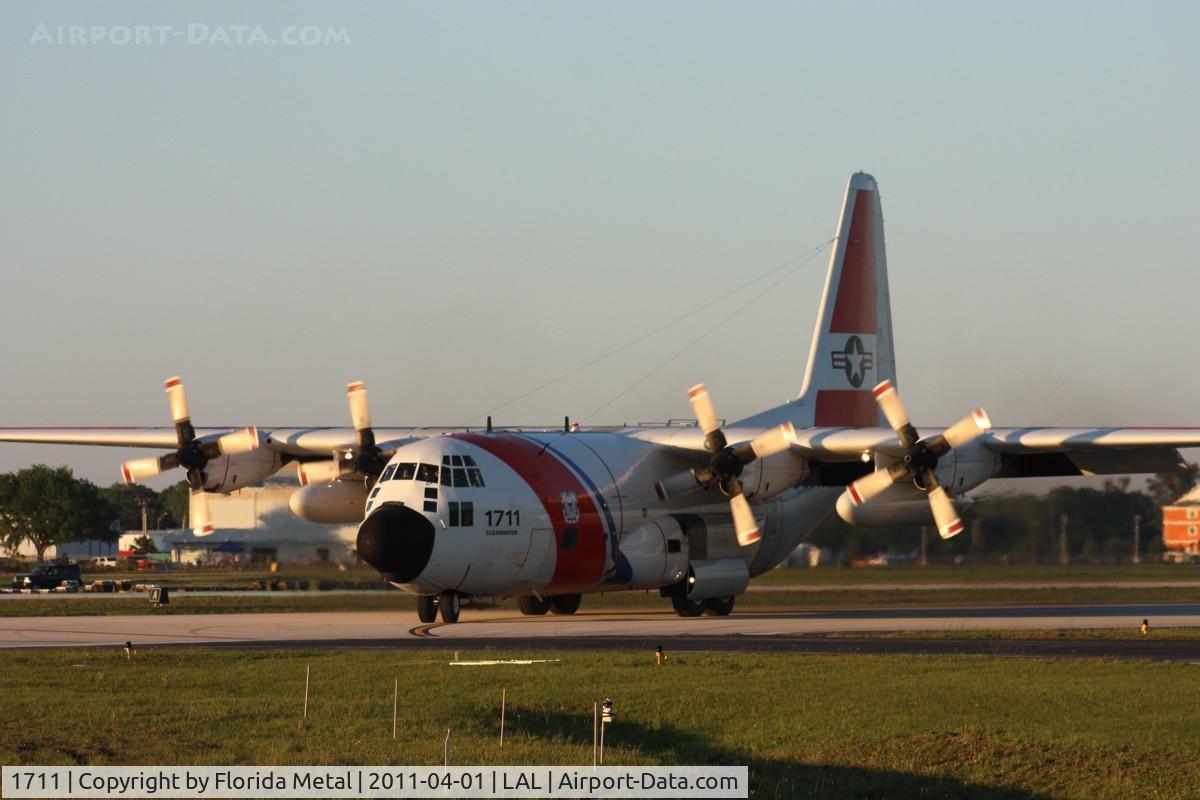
[1,1,1197,486]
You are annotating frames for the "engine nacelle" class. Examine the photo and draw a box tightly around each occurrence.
[200,450,283,493]
[616,516,689,589]
[737,451,809,502]
[685,557,749,600]
[289,480,370,524]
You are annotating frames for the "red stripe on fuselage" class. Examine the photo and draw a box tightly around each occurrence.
[829,189,877,334]
[453,433,607,594]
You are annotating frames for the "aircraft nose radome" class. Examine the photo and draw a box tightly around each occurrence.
[356,504,435,583]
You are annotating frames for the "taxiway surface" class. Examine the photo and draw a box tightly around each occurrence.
[4,603,1200,661]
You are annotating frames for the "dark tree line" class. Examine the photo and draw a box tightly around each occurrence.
[0,465,189,562]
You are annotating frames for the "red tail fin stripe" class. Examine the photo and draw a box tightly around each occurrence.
[828,189,878,334]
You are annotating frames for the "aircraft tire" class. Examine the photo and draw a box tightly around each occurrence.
[439,591,461,623]
[547,594,582,615]
[416,594,438,623]
[669,586,705,617]
[517,595,549,615]
[703,596,736,616]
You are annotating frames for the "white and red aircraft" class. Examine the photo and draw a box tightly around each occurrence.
[4,173,1198,623]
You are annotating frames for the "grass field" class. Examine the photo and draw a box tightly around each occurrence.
[2,648,1199,799]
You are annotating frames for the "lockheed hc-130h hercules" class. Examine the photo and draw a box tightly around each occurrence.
[4,173,1198,623]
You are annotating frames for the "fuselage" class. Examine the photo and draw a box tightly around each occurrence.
[354,430,841,599]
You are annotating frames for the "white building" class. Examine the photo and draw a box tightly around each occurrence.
[121,482,357,565]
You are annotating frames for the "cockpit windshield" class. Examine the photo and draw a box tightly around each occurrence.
[389,457,484,487]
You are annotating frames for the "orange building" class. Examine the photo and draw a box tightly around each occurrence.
[1163,487,1200,554]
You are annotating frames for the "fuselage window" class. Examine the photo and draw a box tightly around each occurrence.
[416,463,439,483]
[423,499,437,513]
[440,468,452,487]
[453,468,469,488]
[467,468,485,487]
[395,463,417,480]
[451,455,464,466]
[380,464,397,482]
[462,455,477,467]
[447,501,473,526]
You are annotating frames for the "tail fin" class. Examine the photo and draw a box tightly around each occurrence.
[733,172,897,430]
[795,172,897,427]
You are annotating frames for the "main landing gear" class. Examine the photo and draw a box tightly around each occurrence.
[517,594,582,616]
[667,582,736,617]
[416,591,462,624]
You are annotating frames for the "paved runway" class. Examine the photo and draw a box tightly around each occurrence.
[4,603,1200,660]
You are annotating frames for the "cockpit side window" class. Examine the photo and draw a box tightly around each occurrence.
[452,468,469,488]
[394,463,417,480]
[451,455,464,466]
[380,464,397,482]
[440,467,452,486]
[416,463,439,483]
[467,468,485,487]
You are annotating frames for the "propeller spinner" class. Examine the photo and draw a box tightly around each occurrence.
[296,381,389,486]
[120,377,259,535]
[842,379,991,539]
[678,384,797,547]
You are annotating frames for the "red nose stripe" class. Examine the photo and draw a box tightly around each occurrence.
[454,433,607,594]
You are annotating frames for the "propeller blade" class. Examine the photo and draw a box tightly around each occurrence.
[872,380,919,448]
[844,466,901,507]
[217,427,259,457]
[687,384,721,437]
[189,489,214,536]
[928,484,964,539]
[749,422,797,459]
[347,381,371,432]
[121,456,168,484]
[940,408,992,450]
[164,376,189,424]
[298,460,341,487]
[729,493,761,546]
[164,376,195,445]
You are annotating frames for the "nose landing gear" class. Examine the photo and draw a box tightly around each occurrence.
[415,591,462,624]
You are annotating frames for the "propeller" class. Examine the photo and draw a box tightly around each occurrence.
[119,376,259,536]
[666,384,797,547]
[297,381,388,486]
[842,379,991,539]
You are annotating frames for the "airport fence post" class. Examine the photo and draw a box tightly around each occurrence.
[303,665,310,722]
[392,678,398,740]
[500,688,506,748]
[444,728,451,766]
